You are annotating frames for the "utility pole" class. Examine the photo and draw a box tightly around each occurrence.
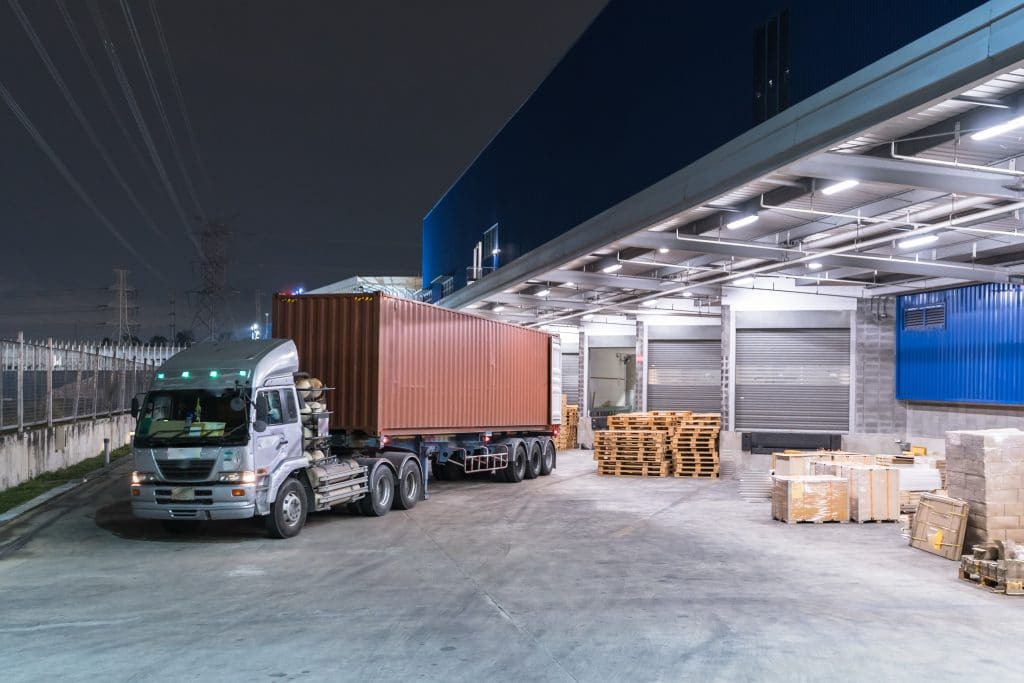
[169,294,176,341]
[109,268,139,342]
[191,219,230,341]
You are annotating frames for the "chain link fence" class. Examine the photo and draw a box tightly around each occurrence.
[0,334,184,433]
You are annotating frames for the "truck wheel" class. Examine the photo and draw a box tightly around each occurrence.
[265,478,307,538]
[358,464,395,517]
[503,442,527,483]
[394,460,421,510]
[540,439,555,476]
[524,441,542,479]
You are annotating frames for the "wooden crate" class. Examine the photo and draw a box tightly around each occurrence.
[910,493,969,561]
[772,453,818,476]
[771,476,850,523]
[844,465,900,522]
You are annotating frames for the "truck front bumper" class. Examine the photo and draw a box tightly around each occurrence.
[131,484,256,521]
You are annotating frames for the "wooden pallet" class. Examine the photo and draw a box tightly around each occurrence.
[673,471,720,479]
[596,461,671,477]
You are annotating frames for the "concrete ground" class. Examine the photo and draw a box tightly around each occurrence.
[1,450,1021,682]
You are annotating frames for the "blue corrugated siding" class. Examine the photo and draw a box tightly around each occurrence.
[896,284,1024,405]
[424,0,987,291]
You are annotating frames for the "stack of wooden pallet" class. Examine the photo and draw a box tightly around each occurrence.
[593,429,671,477]
[554,394,579,450]
[647,410,693,431]
[670,412,722,478]
[607,413,654,430]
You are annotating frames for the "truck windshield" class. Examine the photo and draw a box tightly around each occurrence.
[134,389,248,447]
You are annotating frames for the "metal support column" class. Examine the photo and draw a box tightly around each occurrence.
[46,338,53,428]
[16,331,24,434]
[635,320,647,413]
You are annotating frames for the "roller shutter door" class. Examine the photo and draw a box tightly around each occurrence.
[735,329,850,431]
[561,353,579,406]
[646,340,721,412]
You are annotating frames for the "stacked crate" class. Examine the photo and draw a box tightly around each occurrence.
[554,395,579,450]
[945,428,1024,547]
[593,429,671,477]
[670,413,722,478]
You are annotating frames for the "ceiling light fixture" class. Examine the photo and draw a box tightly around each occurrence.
[734,277,755,286]
[602,263,623,273]
[658,247,669,254]
[642,299,659,307]
[534,288,551,297]
[726,214,759,230]
[898,233,940,250]
[492,305,506,313]
[682,292,693,298]
[971,114,1024,141]
[821,179,859,195]
[808,262,823,270]
[581,314,595,321]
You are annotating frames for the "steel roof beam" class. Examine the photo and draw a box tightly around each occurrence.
[788,152,1024,200]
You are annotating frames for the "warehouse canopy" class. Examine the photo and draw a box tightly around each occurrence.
[440,4,1024,327]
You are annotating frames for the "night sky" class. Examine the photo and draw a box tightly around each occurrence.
[0,0,606,341]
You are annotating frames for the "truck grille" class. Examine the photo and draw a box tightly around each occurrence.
[154,489,214,505]
[155,459,216,482]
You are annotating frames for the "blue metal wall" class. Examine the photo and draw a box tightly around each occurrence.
[423,0,986,292]
[896,284,1024,405]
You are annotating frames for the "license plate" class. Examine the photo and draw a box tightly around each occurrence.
[171,487,195,502]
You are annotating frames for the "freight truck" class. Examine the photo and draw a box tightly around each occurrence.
[130,293,561,538]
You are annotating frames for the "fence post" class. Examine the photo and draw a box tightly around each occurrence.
[104,437,110,466]
[92,349,100,419]
[72,344,82,421]
[17,332,24,434]
[46,338,54,428]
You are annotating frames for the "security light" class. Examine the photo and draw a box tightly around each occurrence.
[726,214,758,230]
[898,234,939,250]
[821,179,859,195]
[971,114,1024,141]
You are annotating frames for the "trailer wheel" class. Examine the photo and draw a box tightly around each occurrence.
[540,438,555,476]
[394,460,421,510]
[358,464,395,517]
[265,478,307,538]
[524,441,542,479]
[503,442,527,483]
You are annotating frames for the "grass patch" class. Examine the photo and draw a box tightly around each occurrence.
[0,444,132,515]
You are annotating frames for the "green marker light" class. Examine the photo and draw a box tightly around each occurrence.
[238,370,248,377]
[181,371,191,379]
[156,372,165,380]
[209,370,219,378]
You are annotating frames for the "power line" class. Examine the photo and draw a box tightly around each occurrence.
[7,0,169,243]
[87,0,200,252]
[148,0,211,191]
[0,78,161,276]
[55,0,162,198]
[119,0,206,223]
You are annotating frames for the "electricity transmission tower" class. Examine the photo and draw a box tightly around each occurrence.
[191,219,230,341]
[109,267,139,342]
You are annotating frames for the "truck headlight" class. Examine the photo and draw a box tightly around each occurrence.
[132,471,158,484]
[219,470,256,484]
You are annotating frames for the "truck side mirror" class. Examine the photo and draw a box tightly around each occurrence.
[131,396,141,418]
[253,419,268,433]
[230,396,245,412]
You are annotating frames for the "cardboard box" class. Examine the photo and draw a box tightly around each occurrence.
[772,476,850,523]
[910,493,969,560]
[846,466,900,522]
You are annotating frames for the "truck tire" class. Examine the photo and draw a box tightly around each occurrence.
[502,441,527,483]
[540,438,555,476]
[394,459,421,510]
[525,441,542,479]
[265,478,307,538]
[358,464,395,517]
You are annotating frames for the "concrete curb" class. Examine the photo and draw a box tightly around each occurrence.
[0,456,129,526]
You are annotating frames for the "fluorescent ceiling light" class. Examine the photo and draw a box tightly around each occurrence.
[491,248,501,255]
[657,247,669,254]
[642,299,659,307]
[808,262,823,270]
[821,179,859,195]
[803,232,831,243]
[734,277,755,286]
[726,214,759,230]
[602,263,623,273]
[534,288,551,297]
[492,305,505,313]
[898,233,940,250]
[558,283,576,289]
[682,291,693,298]
[971,114,1024,141]
[581,314,595,321]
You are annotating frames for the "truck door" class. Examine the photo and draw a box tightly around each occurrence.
[253,388,303,481]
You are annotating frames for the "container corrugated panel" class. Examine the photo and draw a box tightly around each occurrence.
[272,293,551,435]
[896,283,1024,405]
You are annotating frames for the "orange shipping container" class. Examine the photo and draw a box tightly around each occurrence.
[272,293,553,436]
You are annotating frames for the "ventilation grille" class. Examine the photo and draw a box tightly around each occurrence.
[904,304,945,330]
